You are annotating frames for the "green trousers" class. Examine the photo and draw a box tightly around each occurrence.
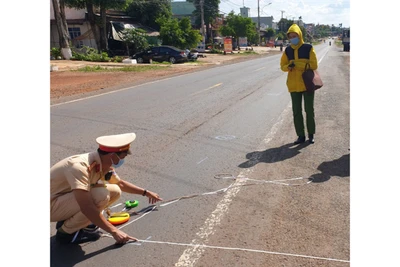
[290,91,315,137]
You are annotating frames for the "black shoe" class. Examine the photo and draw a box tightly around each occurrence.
[55,220,65,230]
[83,224,99,232]
[55,228,102,244]
[57,221,98,232]
[308,134,315,144]
[294,136,306,144]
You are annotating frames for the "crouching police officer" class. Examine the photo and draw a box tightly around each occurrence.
[50,133,162,245]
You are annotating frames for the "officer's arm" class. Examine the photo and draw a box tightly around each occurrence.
[117,179,162,204]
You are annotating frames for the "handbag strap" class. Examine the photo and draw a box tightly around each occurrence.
[304,62,311,71]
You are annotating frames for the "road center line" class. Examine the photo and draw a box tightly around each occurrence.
[174,104,292,266]
[190,83,223,96]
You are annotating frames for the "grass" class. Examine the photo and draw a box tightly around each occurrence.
[235,51,258,56]
[75,65,169,72]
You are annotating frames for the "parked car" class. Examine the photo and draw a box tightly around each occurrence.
[132,45,188,64]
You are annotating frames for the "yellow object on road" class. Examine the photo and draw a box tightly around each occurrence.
[108,212,130,225]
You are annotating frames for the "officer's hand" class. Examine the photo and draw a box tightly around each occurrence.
[145,190,163,204]
[111,229,137,244]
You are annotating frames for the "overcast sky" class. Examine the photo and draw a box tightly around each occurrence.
[219,0,350,27]
[174,0,350,28]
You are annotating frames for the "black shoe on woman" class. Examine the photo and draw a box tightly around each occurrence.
[308,134,315,144]
[294,136,306,144]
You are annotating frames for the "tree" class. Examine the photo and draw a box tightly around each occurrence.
[52,0,72,59]
[277,18,292,34]
[97,0,129,52]
[263,28,275,42]
[65,0,101,52]
[65,0,129,52]
[188,0,220,43]
[219,12,257,46]
[156,17,202,49]
[121,28,149,55]
[126,0,172,31]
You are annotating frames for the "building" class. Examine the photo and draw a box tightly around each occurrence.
[171,1,196,26]
[239,6,273,30]
[50,2,94,49]
[50,1,158,55]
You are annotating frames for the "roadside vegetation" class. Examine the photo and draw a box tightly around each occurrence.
[75,65,169,72]
[52,0,343,63]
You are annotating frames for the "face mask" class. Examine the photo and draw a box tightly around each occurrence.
[111,154,125,168]
[290,37,299,45]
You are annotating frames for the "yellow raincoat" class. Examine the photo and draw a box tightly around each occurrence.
[280,24,318,92]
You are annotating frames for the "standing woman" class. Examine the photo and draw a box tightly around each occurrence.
[280,24,318,144]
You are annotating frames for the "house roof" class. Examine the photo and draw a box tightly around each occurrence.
[171,2,196,16]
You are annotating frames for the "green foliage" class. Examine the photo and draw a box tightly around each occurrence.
[264,28,275,40]
[112,56,124,63]
[51,47,62,59]
[126,0,172,31]
[209,48,223,54]
[121,28,149,54]
[236,51,257,56]
[219,12,257,44]
[75,65,168,72]
[156,17,202,49]
[275,32,286,41]
[188,0,220,27]
[65,0,130,10]
[71,46,111,62]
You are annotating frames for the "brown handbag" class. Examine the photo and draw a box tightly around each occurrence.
[302,62,323,92]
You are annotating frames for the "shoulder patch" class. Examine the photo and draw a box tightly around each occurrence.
[285,44,312,60]
[298,44,312,59]
[285,46,294,60]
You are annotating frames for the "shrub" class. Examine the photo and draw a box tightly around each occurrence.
[51,47,62,59]
[71,46,111,62]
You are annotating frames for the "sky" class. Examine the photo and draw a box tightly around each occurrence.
[175,0,350,28]
[219,0,350,27]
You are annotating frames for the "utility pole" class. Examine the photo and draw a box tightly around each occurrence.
[200,0,205,43]
[258,0,261,45]
[280,10,285,32]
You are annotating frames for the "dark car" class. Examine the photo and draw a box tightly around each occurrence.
[132,45,188,64]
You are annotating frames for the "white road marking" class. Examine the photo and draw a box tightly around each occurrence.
[197,157,208,165]
[174,104,292,266]
[255,67,266,71]
[215,135,236,140]
[190,83,223,96]
[138,239,349,263]
[318,48,329,63]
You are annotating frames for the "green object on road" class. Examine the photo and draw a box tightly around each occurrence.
[125,200,139,208]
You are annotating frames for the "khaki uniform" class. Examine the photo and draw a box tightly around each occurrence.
[50,151,121,233]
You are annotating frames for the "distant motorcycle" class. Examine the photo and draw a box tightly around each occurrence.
[185,49,198,61]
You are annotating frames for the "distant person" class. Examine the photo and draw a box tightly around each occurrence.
[280,24,318,144]
[50,133,163,245]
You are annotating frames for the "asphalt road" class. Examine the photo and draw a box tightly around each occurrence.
[50,42,350,267]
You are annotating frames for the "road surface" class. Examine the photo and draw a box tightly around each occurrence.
[50,42,350,267]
